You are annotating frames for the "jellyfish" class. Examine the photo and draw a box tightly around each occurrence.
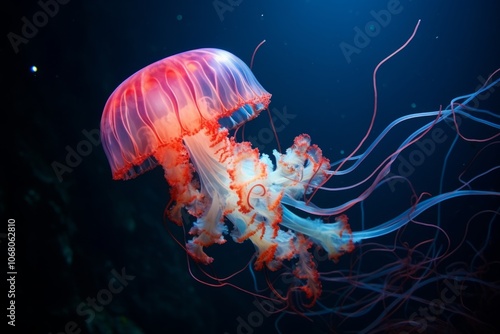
[101,25,500,331]
[100,47,349,300]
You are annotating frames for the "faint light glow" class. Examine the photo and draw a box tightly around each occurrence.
[340,149,345,155]
[411,102,417,109]
[177,14,183,21]
[435,35,439,39]
[214,52,230,63]
[30,65,38,73]
[260,13,264,20]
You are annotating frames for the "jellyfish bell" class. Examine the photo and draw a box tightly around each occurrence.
[100,48,271,180]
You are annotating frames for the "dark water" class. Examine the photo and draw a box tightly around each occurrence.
[3,0,500,333]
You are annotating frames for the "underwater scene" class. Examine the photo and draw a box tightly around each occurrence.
[4,0,500,333]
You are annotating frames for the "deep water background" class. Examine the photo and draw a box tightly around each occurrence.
[2,0,500,333]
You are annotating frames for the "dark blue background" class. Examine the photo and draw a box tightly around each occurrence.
[3,0,500,333]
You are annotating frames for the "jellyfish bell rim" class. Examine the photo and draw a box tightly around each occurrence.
[100,48,271,181]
